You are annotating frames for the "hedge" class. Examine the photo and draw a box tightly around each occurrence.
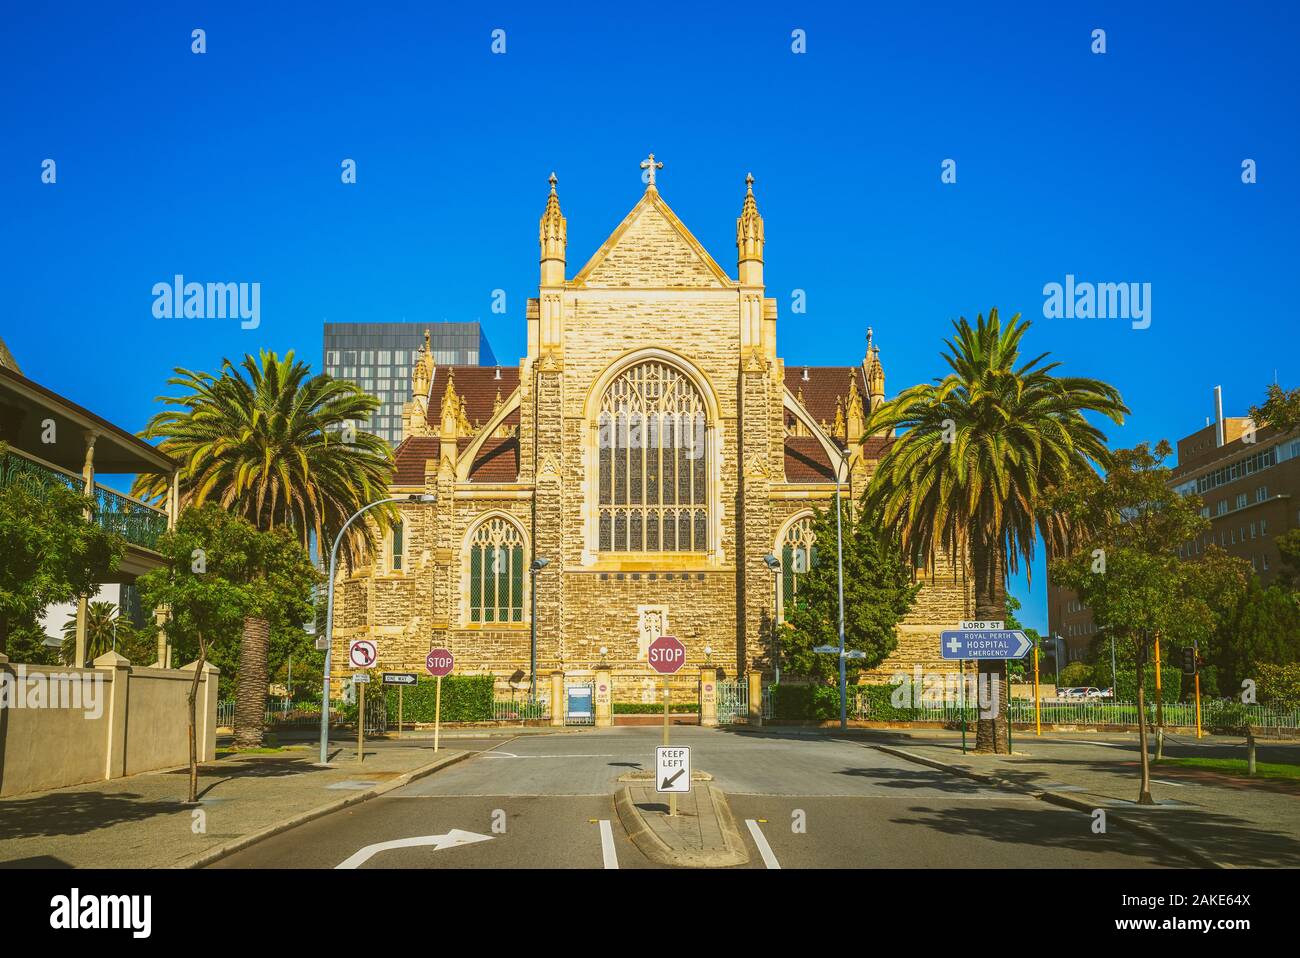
[379,675,495,723]
[770,683,842,721]
[613,702,698,714]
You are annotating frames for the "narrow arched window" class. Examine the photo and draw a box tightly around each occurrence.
[389,519,405,572]
[468,517,525,623]
[778,516,817,621]
[597,361,707,552]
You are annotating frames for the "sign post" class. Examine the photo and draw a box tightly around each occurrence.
[1033,641,1041,736]
[426,648,454,752]
[648,635,686,816]
[382,673,417,735]
[348,641,377,762]
[941,623,1030,754]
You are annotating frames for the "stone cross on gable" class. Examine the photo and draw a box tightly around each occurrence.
[640,152,663,187]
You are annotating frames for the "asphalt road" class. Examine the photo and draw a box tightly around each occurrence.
[210,727,1183,869]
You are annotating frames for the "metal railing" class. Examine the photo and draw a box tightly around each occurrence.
[1,448,168,551]
[217,695,386,734]
[492,696,550,723]
[848,690,1300,734]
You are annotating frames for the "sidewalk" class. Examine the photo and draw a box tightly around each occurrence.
[859,728,1300,868]
[0,740,480,869]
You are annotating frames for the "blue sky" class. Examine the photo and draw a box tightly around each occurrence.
[3,1,1298,634]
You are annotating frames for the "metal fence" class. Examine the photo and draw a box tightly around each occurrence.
[847,690,1300,734]
[217,695,386,735]
[491,696,550,723]
[716,680,773,723]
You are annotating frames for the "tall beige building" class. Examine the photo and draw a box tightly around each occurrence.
[330,161,972,696]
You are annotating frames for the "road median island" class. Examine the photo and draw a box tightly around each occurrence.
[615,772,748,868]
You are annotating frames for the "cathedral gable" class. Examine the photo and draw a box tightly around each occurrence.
[573,192,732,289]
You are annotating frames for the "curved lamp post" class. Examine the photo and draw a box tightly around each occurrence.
[318,493,435,766]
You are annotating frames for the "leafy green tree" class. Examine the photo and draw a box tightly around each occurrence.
[781,498,920,682]
[1049,442,1246,803]
[1275,529,1300,593]
[0,444,125,659]
[132,351,391,746]
[1004,595,1042,681]
[864,309,1126,752]
[137,504,319,798]
[1213,578,1300,694]
[1248,382,1300,433]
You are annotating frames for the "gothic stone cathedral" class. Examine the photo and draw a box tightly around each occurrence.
[330,160,972,699]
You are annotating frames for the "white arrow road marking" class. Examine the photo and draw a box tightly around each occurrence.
[335,829,493,869]
[745,819,781,870]
[599,820,619,869]
[480,752,618,759]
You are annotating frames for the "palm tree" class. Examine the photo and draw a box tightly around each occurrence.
[863,309,1127,752]
[133,350,393,747]
[61,600,120,663]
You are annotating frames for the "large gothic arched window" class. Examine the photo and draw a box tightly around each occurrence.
[467,516,525,624]
[778,515,817,621]
[597,361,708,552]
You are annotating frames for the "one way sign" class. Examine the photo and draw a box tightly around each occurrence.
[656,746,691,793]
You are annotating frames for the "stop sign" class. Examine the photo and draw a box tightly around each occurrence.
[425,647,454,677]
[647,635,686,675]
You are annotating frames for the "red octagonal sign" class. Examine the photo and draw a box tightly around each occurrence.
[425,648,454,677]
[647,635,686,675]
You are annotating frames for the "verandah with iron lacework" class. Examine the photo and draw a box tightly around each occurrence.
[596,360,707,553]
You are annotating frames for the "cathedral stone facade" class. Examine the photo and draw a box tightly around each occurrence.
[330,162,972,699]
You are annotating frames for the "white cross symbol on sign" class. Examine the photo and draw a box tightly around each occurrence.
[946,636,963,655]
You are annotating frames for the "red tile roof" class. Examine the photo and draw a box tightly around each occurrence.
[784,365,865,428]
[392,437,438,485]
[467,436,520,482]
[428,366,520,430]
[784,437,836,482]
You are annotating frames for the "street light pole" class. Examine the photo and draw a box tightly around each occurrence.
[529,557,550,699]
[318,494,435,766]
[832,446,848,731]
[763,554,781,685]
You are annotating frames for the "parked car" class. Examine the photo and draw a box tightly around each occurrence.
[1098,687,1114,699]
[1082,687,1105,699]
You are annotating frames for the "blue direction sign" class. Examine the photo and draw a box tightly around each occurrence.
[940,629,1032,660]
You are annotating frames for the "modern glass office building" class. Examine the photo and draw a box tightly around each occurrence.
[322,322,497,446]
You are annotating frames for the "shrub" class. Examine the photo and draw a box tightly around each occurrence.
[613,701,698,714]
[771,683,841,720]
[1202,698,1252,733]
[379,675,494,723]
[1057,662,1094,687]
[1256,663,1300,708]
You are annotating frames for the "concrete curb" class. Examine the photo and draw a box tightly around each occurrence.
[872,744,1228,870]
[175,748,479,869]
[614,784,749,868]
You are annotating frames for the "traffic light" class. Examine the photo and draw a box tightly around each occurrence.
[1181,647,1198,675]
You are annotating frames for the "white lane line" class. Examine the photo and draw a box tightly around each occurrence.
[335,829,493,869]
[1151,779,1186,787]
[599,820,619,869]
[745,819,781,870]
